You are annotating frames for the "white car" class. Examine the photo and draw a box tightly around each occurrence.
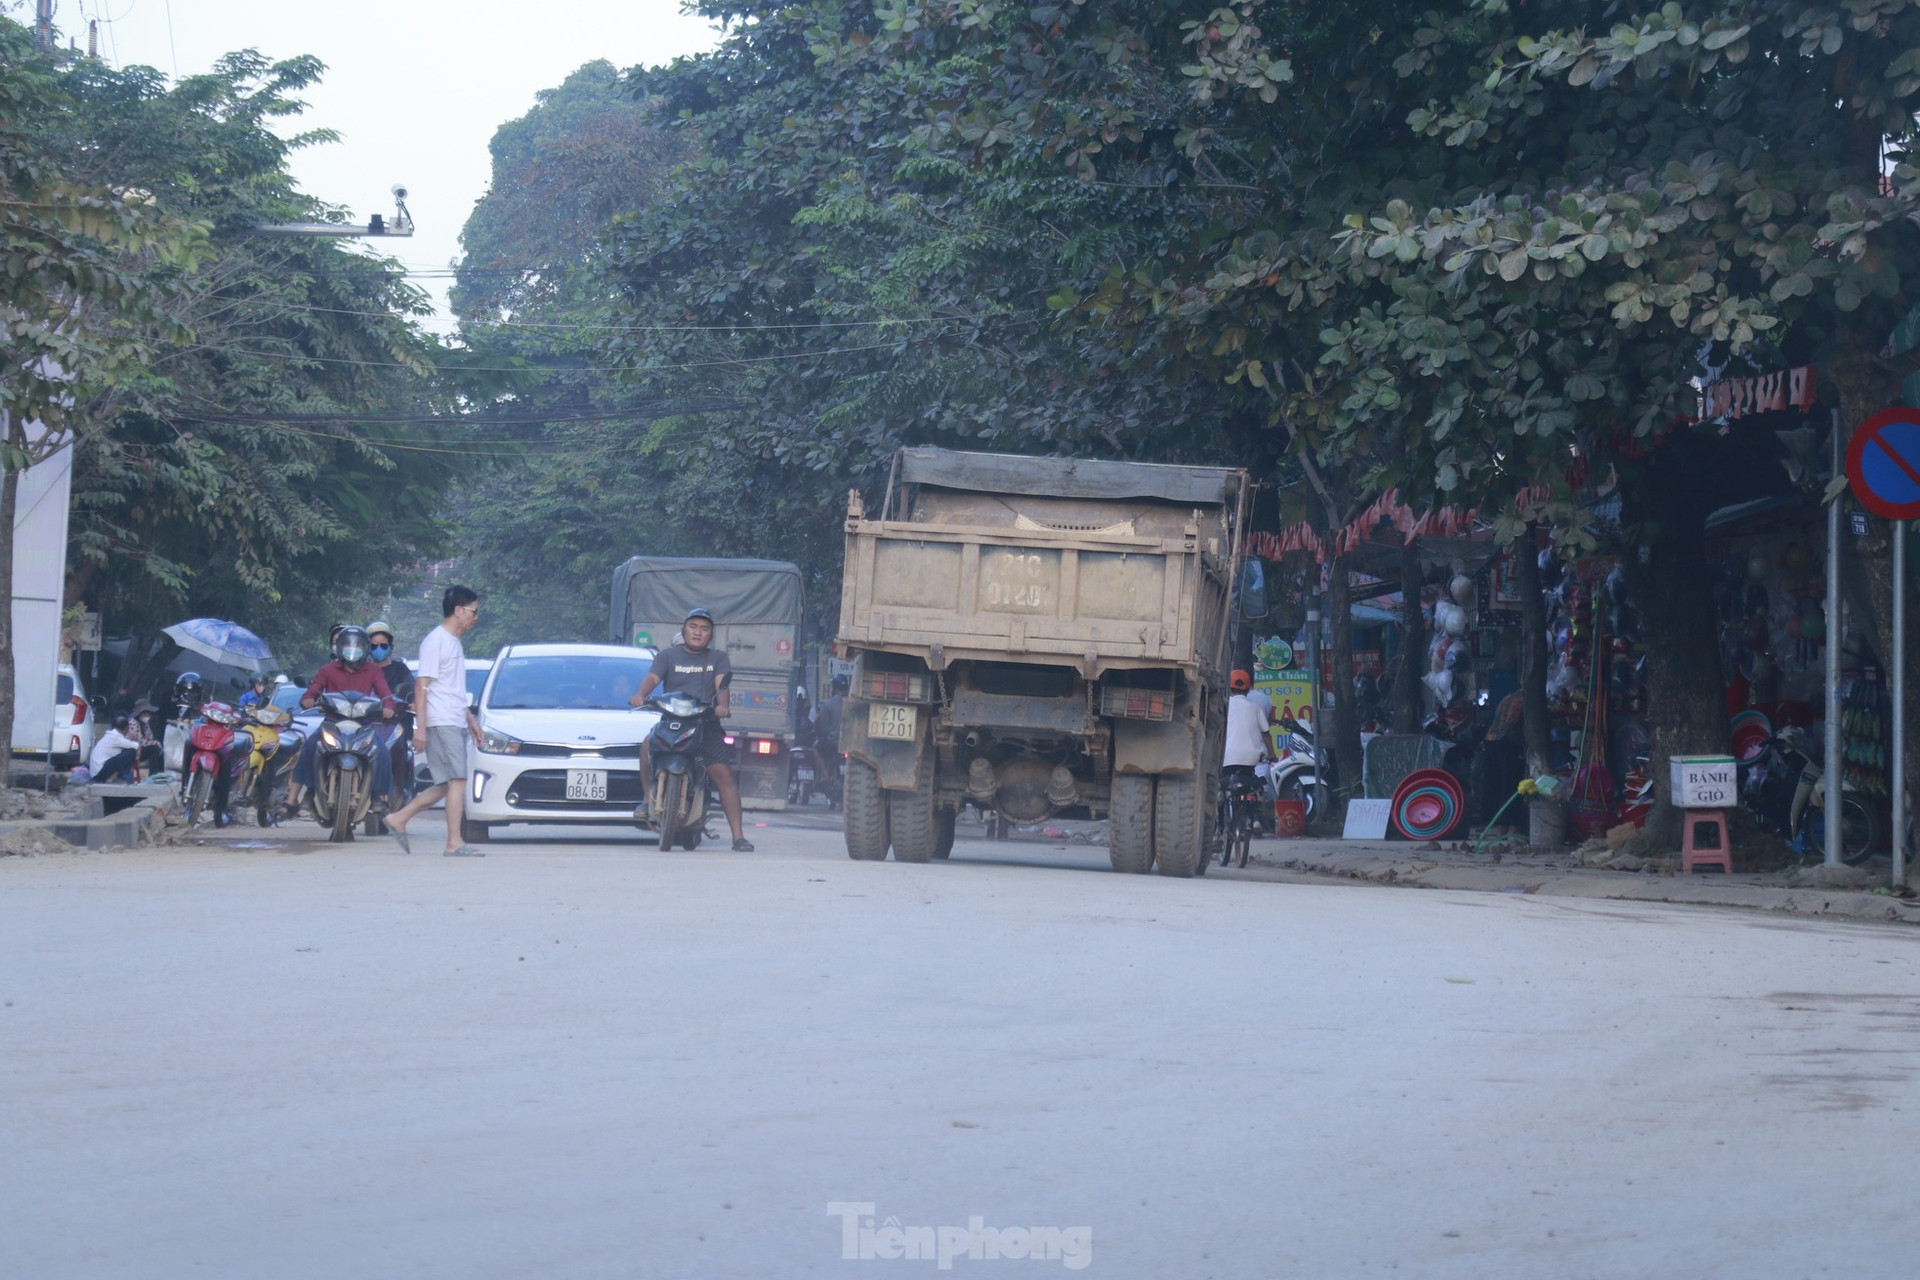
[462,643,658,842]
[52,663,96,767]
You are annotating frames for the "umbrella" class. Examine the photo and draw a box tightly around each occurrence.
[163,618,277,674]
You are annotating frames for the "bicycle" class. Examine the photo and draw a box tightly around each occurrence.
[1217,765,1265,868]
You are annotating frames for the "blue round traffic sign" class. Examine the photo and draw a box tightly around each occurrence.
[1848,408,1920,521]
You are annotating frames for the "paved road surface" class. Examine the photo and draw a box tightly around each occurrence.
[3,813,1918,1278]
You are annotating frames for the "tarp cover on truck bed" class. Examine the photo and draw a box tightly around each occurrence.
[609,556,803,643]
[897,447,1240,508]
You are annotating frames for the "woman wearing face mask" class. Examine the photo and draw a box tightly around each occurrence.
[366,621,416,806]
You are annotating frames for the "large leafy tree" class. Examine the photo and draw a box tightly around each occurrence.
[32,42,467,669]
[2,19,207,769]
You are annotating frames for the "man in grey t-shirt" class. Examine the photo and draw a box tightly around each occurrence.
[630,607,753,852]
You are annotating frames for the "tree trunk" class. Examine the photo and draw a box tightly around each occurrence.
[1391,540,1425,733]
[1327,552,1363,819]
[1623,447,1734,850]
[1514,529,1553,778]
[1,463,17,781]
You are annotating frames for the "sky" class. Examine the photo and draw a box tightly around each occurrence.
[27,0,724,335]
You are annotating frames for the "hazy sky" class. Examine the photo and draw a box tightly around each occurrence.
[28,0,724,334]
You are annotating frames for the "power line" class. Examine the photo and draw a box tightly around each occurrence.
[160,337,921,376]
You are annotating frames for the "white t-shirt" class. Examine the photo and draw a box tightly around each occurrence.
[417,624,469,728]
[1223,694,1269,768]
[89,728,141,774]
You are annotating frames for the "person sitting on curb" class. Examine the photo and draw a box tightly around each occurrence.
[88,715,142,784]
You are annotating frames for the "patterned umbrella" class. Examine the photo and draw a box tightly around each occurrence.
[163,618,277,674]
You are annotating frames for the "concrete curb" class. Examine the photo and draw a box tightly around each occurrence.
[1229,837,1920,926]
[0,783,178,851]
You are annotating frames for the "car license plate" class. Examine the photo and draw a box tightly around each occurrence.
[868,703,917,741]
[565,768,608,802]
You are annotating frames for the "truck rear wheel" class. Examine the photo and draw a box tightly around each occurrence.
[1108,773,1155,873]
[1153,773,1205,877]
[843,759,890,860]
[889,762,938,863]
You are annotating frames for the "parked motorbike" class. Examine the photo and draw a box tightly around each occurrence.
[227,703,300,827]
[310,691,386,842]
[1741,727,1883,865]
[1271,717,1320,822]
[180,701,239,826]
[645,692,715,851]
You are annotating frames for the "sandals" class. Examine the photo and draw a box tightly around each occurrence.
[732,837,756,852]
[443,845,485,857]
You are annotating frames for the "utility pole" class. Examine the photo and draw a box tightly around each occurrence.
[35,0,54,53]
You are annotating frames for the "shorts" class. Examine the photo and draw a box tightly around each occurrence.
[690,717,736,768]
[426,724,469,782]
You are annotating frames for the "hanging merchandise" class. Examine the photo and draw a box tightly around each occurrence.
[1569,601,1620,840]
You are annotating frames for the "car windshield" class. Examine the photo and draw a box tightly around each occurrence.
[486,655,653,710]
[271,687,303,712]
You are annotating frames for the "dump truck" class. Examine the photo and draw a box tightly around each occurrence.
[834,447,1249,875]
[610,556,804,810]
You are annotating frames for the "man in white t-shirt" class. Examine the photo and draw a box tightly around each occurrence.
[1223,669,1271,770]
[386,586,485,856]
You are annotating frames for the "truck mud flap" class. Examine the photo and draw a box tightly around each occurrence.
[840,698,927,791]
[1111,714,1197,775]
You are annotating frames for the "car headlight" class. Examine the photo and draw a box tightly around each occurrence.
[480,727,522,756]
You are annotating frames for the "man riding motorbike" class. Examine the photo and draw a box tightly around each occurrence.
[279,625,396,819]
[628,606,755,852]
[366,620,416,806]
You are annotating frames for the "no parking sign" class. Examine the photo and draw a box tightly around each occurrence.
[1847,407,1920,520]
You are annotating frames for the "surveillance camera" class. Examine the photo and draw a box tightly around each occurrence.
[390,184,408,200]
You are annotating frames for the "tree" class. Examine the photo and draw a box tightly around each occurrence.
[2,19,206,772]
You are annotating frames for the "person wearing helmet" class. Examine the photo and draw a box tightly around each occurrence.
[628,606,754,851]
[280,624,396,819]
[238,673,271,709]
[366,620,416,806]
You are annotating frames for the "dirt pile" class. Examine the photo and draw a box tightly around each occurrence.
[0,827,79,857]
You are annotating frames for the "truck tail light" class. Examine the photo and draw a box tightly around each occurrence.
[861,671,928,701]
[751,737,778,756]
[1098,686,1173,722]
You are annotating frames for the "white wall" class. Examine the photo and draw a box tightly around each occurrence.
[9,427,73,756]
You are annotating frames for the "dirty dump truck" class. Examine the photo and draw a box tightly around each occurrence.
[836,447,1249,875]
[610,555,804,810]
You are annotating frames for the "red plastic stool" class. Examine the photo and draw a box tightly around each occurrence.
[1681,809,1733,874]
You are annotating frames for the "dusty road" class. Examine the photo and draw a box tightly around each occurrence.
[4,813,1918,1278]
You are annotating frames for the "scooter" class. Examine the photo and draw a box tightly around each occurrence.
[310,691,386,842]
[645,691,715,851]
[180,701,239,826]
[227,704,300,827]
[788,741,819,807]
[1270,717,1320,822]
[1742,727,1883,865]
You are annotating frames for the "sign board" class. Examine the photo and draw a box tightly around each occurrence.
[1847,407,1920,521]
[79,611,102,652]
[1669,755,1737,809]
[8,433,72,756]
[1342,798,1392,840]
[1254,670,1316,732]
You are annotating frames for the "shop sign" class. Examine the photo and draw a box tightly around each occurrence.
[1254,670,1317,732]
[1692,366,1816,424]
[1350,649,1384,676]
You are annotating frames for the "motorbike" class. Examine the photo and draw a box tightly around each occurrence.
[645,691,716,851]
[180,701,239,826]
[310,691,387,842]
[788,741,819,807]
[1270,717,1320,822]
[1741,727,1883,865]
[227,704,301,827]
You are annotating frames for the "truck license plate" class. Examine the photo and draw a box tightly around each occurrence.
[565,769,608,802]
[868,704,918,741]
